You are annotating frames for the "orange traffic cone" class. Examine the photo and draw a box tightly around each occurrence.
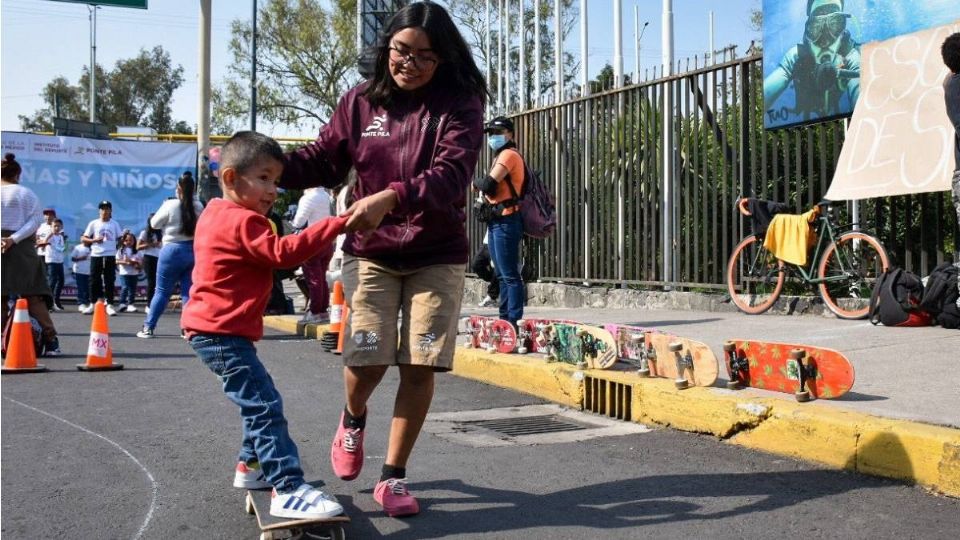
[321,281,344,352]
[77,300,123,371]
[1,298,47,374]
[333,304,350,356]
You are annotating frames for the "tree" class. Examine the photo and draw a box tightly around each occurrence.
[213,0,360,134]
[447,0,579,109]
[19,46,187,133]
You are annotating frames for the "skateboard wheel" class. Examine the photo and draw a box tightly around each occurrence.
[795,390,811,402]
[723,341,736,352]
[245,493,255,514]
[726,380,742,390]
[674,378,689,390]
[485,346,495,353]
[517,346,528,354]
[637,368,650,378]
[517,319,527,326]
[789,349,806,360]
[260,532,276,540]
[576,361,587,369]
[668,342,683,353]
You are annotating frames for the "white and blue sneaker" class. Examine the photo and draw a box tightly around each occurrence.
[233,461,271,489]
[270,484,343,519]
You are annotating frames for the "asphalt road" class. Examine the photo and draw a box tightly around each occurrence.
[2,311,958,539]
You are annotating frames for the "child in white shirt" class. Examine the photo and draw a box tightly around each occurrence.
[71,243,92,311]
[116,231,142,312]
[43,219,67,310]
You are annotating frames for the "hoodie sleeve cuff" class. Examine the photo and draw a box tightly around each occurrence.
[387,181,410,214]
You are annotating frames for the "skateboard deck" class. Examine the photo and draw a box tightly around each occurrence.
[516,318,579,354]
[543,322,618,369]
[632,332,719,388]
[246,482,349,540]
[722,339,855,401]
[460,315,517,354]
[603,323,665,364]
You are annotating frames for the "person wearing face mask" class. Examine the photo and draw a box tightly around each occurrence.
[763,0,861,122]
[474,116,526,329]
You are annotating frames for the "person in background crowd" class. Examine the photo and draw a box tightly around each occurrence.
[35,207,56,264]
[81,200,124,316]
[291,187,335,323]
[137,171,203,338]
[476,116,527,329]
[43,218,67,311]
[138,213,162,314]
[116,231,142,313]
[281,1,486,517]
[470,231,498,307]
[941,32,960,307]
[71,240,92,312]
[1,153,61,355]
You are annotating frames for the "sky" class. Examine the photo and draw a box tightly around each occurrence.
[1,0,760,139]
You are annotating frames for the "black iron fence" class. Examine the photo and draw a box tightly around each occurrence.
[468,54,958,289]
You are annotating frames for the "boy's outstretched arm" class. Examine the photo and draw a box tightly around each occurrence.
[240,214,348,269]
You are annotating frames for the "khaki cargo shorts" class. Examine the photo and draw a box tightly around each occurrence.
[341,255,465,371]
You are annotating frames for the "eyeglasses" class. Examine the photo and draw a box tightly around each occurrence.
[388,45,439,70]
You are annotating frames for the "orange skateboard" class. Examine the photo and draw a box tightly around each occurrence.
[722,339,855,401]
[633,332,718,388]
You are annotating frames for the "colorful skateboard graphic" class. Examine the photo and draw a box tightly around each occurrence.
[460,315,517,354]
[630,332,719,388]
[603,323,665,364]
[516,318,579,354]
[543,322,618,369]
[245,481,349,540]
[722,339,855,401]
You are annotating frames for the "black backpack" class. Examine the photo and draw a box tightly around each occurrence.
[919,262,960,329]
[868,268,932,327]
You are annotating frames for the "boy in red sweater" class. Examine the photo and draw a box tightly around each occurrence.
[182,131,347,519]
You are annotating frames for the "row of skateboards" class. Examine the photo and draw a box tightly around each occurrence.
[459,315,855,402]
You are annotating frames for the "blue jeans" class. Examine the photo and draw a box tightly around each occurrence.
[119,275,138,306]
[46,262,64,305]
[74,273,91,306]
[144,241,194,330]
[189,334,304,493]
[487,213,524,325]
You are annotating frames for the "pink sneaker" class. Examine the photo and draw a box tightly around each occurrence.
[330,412,364,480]
[374,478,420,517]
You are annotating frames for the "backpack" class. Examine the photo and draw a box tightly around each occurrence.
[919,262,960,329]
[868,268,932,327]
[504,162,557,239]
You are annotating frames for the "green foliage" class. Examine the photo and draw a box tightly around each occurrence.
[213,0,360,134]
[19,47,186,133]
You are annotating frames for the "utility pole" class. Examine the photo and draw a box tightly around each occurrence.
[251,0,258,131]
[485,0,491,115]
[554,0,562,103]
[662,0,675,286]
[709,11,715,65]
[519,0,526,110]
[505,0,511,111]
[580,0,588,96]
[614,0,623,88]
[198,0,212,170]
[498,0,504,111]
[88,5,98,122]
[534,0,541,106]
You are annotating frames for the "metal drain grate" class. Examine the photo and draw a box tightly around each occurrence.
[459,415,589,437]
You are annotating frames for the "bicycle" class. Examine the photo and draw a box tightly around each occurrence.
[726,199,891,319]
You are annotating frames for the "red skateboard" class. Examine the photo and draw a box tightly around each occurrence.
[461,315,517,354]
[516,318,579,354]
[722,339,855,401]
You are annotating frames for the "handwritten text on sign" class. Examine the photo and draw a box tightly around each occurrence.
[826,21,960,201]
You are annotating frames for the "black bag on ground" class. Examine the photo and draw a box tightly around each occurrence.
[918,262,960,329]
[868,267,932,327]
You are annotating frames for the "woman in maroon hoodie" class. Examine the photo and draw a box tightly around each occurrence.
[281,1,486,517]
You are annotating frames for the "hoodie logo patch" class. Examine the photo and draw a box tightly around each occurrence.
[362,115,390,138]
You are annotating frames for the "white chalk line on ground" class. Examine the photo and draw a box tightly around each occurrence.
[4,397,158,540]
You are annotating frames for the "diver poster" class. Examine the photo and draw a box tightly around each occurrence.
[762,0,960,130]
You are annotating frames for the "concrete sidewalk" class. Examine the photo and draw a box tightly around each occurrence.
[271,281,960,498]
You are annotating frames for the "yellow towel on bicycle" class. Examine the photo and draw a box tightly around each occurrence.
[762,209,818,266]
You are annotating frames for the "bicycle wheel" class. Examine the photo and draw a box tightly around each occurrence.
[726,235,785,315]
[818,232,890,319]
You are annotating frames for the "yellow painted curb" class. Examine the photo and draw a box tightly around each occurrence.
[451,348,583,408]
[635,380,771,438]
[857,418,960,496]
[263,316,331,340]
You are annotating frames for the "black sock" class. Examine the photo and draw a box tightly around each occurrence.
[342,406,366,430]
[381,464,406,482]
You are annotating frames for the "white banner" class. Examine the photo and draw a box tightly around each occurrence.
[825,21,960,201]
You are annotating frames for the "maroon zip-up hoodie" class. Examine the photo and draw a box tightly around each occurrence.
[281,81,484,270]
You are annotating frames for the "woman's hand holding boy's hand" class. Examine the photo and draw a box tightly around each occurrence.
[343,189,398,233]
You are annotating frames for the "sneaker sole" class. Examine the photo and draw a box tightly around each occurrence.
[233,478,272,490]
[269,505,344,520]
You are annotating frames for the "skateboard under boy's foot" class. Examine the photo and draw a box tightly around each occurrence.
[245,481,349,540]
